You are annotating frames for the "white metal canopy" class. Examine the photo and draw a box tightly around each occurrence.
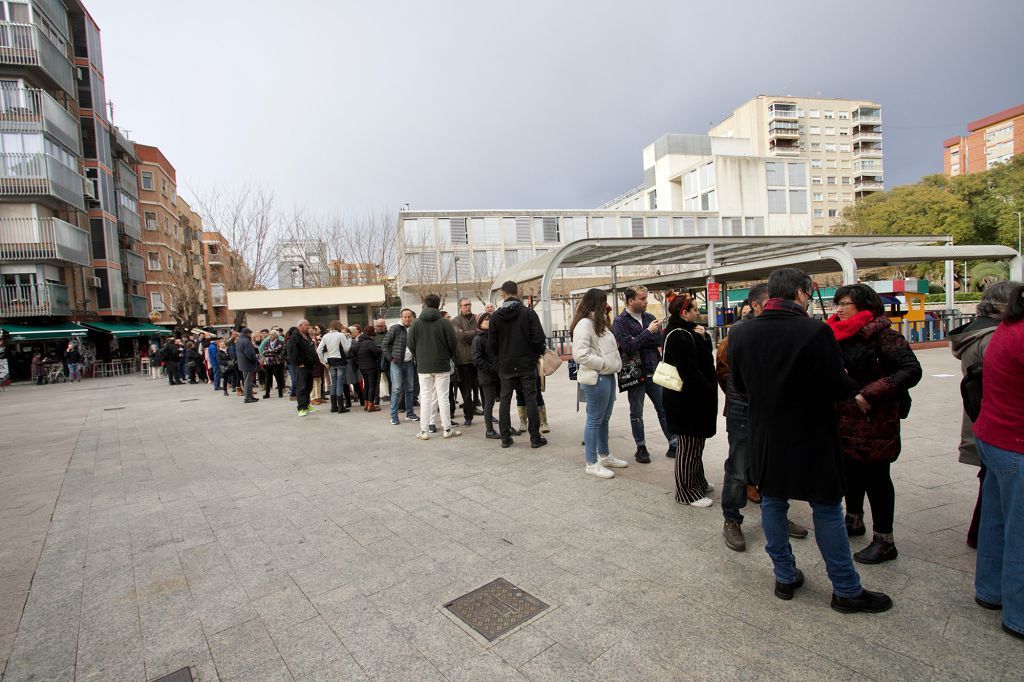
[486,235,1023,333]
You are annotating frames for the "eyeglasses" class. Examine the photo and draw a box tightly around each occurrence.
[835,300,855,308]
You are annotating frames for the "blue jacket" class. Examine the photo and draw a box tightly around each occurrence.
[611,309,663,374]
[207,342,219,367]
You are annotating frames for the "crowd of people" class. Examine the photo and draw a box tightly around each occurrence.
[149,270,1024,637]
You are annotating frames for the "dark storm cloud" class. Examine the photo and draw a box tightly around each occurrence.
[89,0,1023,213]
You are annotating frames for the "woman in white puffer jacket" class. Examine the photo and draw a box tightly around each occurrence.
[571,288,627,478]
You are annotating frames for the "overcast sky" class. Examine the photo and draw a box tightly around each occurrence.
[87,0,1023,215]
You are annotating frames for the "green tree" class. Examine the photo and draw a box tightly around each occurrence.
[838,182,972,241]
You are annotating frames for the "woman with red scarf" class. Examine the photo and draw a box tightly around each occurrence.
[827,284,921,564]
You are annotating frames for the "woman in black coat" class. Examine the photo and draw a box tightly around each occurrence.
[471,312,501,439]
[826,284,921,564]
[661,293,718,507]
[353,328,382,411]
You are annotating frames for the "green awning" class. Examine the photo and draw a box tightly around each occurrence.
[77,321,173,337]
[0,323,89,341]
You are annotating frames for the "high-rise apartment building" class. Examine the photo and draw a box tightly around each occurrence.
[943,103,1024,177]
[709,95,883,234]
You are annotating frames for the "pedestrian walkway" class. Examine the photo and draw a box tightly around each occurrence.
[1,349,1019,681]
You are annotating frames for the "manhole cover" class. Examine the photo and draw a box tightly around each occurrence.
[444,578,548,641]
[151,667,193,682]
[179,398,199,402]
[103,406,126,411]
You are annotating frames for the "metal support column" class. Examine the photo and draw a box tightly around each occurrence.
[611,266,618,317]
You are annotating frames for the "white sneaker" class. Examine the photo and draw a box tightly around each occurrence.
[689,497,714,508]
[598,454,628,468]
[443,428,462,439]
[585,463,615,479]
[416,431,430,441]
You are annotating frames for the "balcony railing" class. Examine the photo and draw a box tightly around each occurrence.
[853,145,883,158]
[0,281,69,317]
[852,113,882,124]
[117,201,142,241]
[0,216,90,266]
[0,23,75,96]
[851,131,882,143]
[0,152,85,210]
[124,249,145,282]
[116,160,137,197]
[768,108,799,121]
[0,86,79,152]
[855,180,884,191]
[129,293,148,319]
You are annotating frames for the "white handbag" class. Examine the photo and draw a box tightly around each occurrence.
[652,329,684,392]
[576,366,599,386]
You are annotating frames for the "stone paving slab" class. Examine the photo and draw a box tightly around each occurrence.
[1,349,1022,681]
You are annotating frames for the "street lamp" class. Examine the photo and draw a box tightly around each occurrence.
[454,256,460,308]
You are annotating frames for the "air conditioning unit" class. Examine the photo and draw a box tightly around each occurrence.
[83,178,97,200]
[86,276,102,288]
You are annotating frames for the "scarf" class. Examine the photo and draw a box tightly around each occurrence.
[826,310,875,342]
[762,298,809,317]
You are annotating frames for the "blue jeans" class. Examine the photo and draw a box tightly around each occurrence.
[288,363,296,396]
[390,360,416,419]
[722,402,750,523]
[976,438,1024,635]
[328,365,346,396]
[210,364,220,389]
[762,495,862,597]
[626,380,675,448]
[580,374,616,465]
[67,363,81,382]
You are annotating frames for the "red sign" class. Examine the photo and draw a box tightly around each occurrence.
[707,282,721,302]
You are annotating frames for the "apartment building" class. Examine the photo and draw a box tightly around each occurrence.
[136,143,183,326]
[111,126,147,320]
[201,230,234,328]
[944,103,1024,177]
[275,240,329,288]
[709,95,884,233]
[328,259,383,286]
[176,195,207,327]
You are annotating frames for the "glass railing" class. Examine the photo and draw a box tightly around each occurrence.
[0,152,85,210]
[129,294,148,319]
[0,86,79,151]
[124,250,145,282]
[0,23,75,95]
[0,280,69,316]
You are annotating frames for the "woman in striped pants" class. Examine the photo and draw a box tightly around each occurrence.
[661,293,719,507]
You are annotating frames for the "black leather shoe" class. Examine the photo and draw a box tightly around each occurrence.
[244,398,259,403]
[501,439,513,449]
[464,418,473,426]
[845,515,866,537]
[831,589,893,614]
[531,437,548,449]
[635,445,651,463]
[485,430,500,439]
[1002,623,1024,640]
[975,596,1002,610]
[787,520,809,539]
[774,569,804,600]
[853,538,898,564]
[666,445,676,459]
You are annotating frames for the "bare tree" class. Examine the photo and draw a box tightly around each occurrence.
[164,250,205,331]
[192,184,277,291]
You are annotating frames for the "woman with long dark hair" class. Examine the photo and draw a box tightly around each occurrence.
[353,326,382,411]
[662,293,717,507]
[972,283,1024,640]
[571,289,626,478]
[827,284,921,564]
[472,311,501,439]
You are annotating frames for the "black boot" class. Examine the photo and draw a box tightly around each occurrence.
[338,395,349,413]
[330,395,339,413]
[845,514,866,537]
[853,535,898,564]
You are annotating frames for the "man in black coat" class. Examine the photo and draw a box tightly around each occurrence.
[487,280,547,448]
[235,328,260,403]
[161,338,181,385]
[286,319,318,415]
[729,268,892,614]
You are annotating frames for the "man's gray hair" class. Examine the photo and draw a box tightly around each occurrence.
[977,281,1019,318]
[767,268,813,301]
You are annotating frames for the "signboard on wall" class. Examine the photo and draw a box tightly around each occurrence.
[707,282,721,302]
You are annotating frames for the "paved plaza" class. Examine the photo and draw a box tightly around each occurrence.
[0,348,1020,681]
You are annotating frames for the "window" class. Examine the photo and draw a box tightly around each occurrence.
[167,255,175,271]
[812,176,822,185]
[502,217,516,245]
[844,194,854,202]
[827,176,836,185]
[683,169,698,196]
[839,144,851,152]
[828,193,838,201]
[810,142,821,151]
[449,217,468,245]
[827,159,837,169]
[161,178,167,195]
[787,163,806,186]
[765,161,785,185]
[813,192,824,201]
[700,162,715,189]
[144,211,157,230]
[151,292,164,311]
[828,209,839,218]
[839,128,850,136]
[141,171,154,191]
[825,127,835,136]
[813,208,824,218]
[648,190,657,209]
[700,190,716,211]
[808,110,820,118]
[838,111,850,120]
[825,143,836,152]
[809,126,821,135]
[470,217,485,243]
[789,190,807,214]
[767,189,787,213]
[534,217,559,243]
[147,252,160,270]
[824,110,835,119]
[841,160,851,169]
[744,217,765,236]
[841,177,851,185]
[810,159,822,168]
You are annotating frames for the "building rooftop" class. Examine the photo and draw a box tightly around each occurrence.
[967,102,1024,132]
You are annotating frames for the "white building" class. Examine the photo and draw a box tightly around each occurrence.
[275,240,328,289]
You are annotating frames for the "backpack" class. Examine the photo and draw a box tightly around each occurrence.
[960,361,984,422]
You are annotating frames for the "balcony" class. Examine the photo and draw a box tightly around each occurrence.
[0,152,85,210]
[851,131,883,144]
[123,250,145,282]
[768,122,801,139]
[117,200,142,241]
[854,179,884,191]
[768,106,799,122]
[0,22,76,96]
[852,109,882,125]
[852,163,884,175]
[0,86,79,152]
[128,293,148,319]
[0,217,90,266]
[853,145,883,159]
[0,281,70,317]
[116,160,137,198]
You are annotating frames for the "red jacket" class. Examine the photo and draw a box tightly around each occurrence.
[973,319,1024,453]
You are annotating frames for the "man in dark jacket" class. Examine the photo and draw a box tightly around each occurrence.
[451,298,481,426]
[286,319,318,416]
[487,281,547,448]
[729,268,891,614]
[407,294,460,439]
[381,309,418,424]
[161,338,181,385]
[236,327,260,403]
[611,286,676,463]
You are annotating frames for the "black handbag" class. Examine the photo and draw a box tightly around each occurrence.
[616,352,646,392]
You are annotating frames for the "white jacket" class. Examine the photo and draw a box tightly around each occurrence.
[317,330,351,364]
[572,317,622,375]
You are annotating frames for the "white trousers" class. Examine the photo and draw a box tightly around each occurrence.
[418,372,451,432]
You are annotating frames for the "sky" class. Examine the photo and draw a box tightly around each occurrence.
[86,0,1024,216]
